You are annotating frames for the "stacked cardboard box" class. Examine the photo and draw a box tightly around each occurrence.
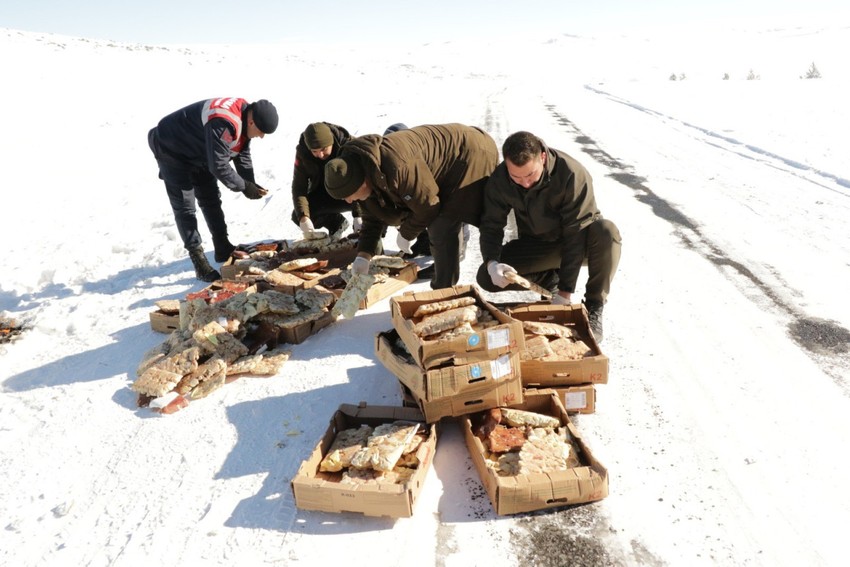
[507,303,608,414]
[376,285,526,423]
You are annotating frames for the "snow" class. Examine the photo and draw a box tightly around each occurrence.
[2,23,850,567]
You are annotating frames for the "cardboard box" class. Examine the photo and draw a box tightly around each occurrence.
[461,389,608,515]
[149,310,179,333]
[291,402,437,518]
[375,330,524,423]
[330,261,419,310]
[530,384,596,414]
[220,244,358,282]
[508,304,608,386]
[278,309,336,344]
[149,281,257,334]
[390,285,525,370]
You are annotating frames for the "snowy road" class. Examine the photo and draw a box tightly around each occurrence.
[2,30,849,567]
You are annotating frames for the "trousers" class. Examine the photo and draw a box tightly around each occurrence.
[476,218,621,303]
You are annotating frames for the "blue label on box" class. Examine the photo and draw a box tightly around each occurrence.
[468,334,480,347]
[471,365,482,378]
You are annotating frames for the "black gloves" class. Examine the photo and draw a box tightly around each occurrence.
[242,180,266,200]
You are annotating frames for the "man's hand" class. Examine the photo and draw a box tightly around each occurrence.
[299,217,316,237]
[396,233,414,255]
[351,255,370,275]
[352,217,363,233]
[243,180,267,200]
[487,261,517,288]
[552,292,571,305]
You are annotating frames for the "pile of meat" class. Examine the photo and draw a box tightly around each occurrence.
[473,407,581,476]
[520,320,594,361]
[133,285,336,413]
[318,420,428,485]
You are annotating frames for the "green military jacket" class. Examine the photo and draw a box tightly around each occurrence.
[338,123,498,255]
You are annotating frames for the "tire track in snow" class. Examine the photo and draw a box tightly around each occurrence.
[544,103,850,390]
[584,86,850,194]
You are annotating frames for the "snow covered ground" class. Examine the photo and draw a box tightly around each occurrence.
[1,23,849,566]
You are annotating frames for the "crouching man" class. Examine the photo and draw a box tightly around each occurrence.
[476,131,621,342]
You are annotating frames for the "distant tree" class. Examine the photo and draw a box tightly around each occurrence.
[722,72,730,80]
[747,69,760,80]
[679,73,686,80]
[803,62,822,79]
[669,73,677,81]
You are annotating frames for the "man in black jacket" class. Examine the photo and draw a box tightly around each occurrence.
[290,122,361,240]
[148,97,278,281]
[477,131,621,342]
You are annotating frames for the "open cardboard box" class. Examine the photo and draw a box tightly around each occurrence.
[220,244,359,288]
[508,303,608,386]
[291,402,437,518]
[461,389,608,515]
[375,329,524,423]
[390,285,525,370]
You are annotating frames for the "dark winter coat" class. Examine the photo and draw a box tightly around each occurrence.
[291,123,357,220]
[338,123,498,254]
[479,143,601,288]
[148,98,255,192]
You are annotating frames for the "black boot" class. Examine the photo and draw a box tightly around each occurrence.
[584,300,604,343]
[213,236,235,263]
[189,247,221,282]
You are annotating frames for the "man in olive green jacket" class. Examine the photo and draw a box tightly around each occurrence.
[477,131,621,342]
[324,123,498,290]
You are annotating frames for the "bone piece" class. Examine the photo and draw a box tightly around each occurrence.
[500,408,561,428]
[412,296,477,318]
[522,334,555,360]
[263,269,307,288]
[132,367,184,397]
[154,299,181,314]
[319,425,374,472]
[413,306,478,337]
[522,320,575,339]
[332,272,375,319]
[370,255,408,269]
[349,421,420,472]
[277,258,319,272]
[295,287,335,311]
[544,337,592,360]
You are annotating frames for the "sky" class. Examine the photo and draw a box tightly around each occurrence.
[2,0,849,44]
[2,20,850,567]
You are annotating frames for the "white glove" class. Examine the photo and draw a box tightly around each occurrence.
[487,261,516,288]
[551,293,570,306]
[299,217,315,237]
[351,256,370,275]
[352,217,363,232]
[396,233,414,255]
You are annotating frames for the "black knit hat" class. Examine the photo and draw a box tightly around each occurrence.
[252,99,278,134]
[324,155,365,199]
[304,122,334,149]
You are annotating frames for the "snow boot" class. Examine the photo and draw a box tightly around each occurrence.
[584,300,604,343]
[213,236,236,263]
[189,247,221,282]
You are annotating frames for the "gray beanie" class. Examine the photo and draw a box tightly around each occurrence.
[324,155,365,199]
